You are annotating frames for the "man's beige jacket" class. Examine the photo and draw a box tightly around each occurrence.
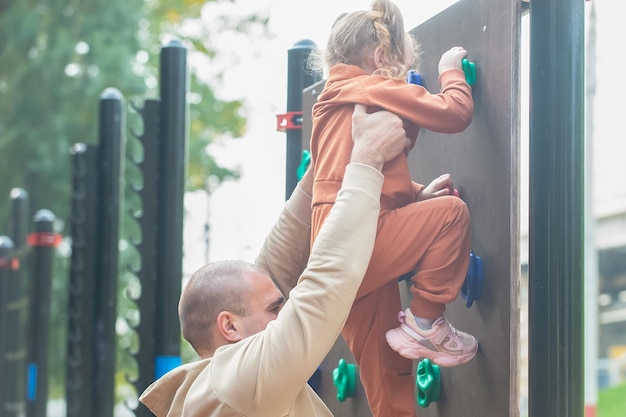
[140,163,383,416]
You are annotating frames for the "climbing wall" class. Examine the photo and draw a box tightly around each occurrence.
[301,0,521,416]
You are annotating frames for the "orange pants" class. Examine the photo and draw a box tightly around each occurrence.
[312,195,471,417]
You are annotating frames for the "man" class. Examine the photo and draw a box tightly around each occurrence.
[139,104,409,416]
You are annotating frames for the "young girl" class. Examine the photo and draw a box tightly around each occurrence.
[309,1,477,416]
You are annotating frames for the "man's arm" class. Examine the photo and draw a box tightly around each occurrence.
[255,167,313,298]
[215,105,409,415]
[218,163,384,416]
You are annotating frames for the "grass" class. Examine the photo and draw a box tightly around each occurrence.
[598,382,626,417]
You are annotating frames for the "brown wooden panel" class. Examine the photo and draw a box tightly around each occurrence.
[301,0,521,416]
[407,0,521,416]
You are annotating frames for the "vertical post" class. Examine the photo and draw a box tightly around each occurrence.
[584,3,598,416]
[10,188,29,250]
[66,143,99,417]
[528,1,585,417]
[284,39,319,200]
[131,98,161,417]
[4,188,30,417]
[0,236,15,413]
[93,88,124,417]
[155,40,187,377]
[26,209,57,417]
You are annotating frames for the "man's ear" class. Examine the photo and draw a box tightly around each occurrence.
[216,311,243,343]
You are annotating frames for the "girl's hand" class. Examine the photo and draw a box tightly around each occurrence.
[417,173,455,201]
[438,46,468,75]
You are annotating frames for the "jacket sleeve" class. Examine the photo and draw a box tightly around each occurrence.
[255,181,312,298]
[361,68,473,133]
[412,180,425,201]
[213,163,384,416]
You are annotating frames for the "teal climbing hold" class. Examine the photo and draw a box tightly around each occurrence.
[462,58,476,86]
[297,150,311,181]
[416,358,441,408]
[332,358,356,402]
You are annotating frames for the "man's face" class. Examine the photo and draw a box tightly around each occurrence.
[236,272,285,339]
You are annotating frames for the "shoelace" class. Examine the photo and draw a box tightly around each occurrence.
[446,323,463,341]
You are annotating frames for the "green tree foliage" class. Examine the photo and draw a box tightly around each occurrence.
[0,0,144,224]
[0,0,262,225]
[0,0,268,404]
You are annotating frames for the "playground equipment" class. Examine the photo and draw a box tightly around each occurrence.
[288,0,585,416]
[0,0,586,414]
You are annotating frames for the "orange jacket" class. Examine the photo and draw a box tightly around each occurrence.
[311,63,473,212]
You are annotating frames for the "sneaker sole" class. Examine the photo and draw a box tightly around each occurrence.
[385,328,477,367]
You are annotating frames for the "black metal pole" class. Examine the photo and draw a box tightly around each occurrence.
[66,143,99,417]
[94,88,124,417]
[155,40,187,377]
[3,241,27,417]
[528,0,585,416]
[26,209,57,417]
[4,188,30,416]
[10,188,29,250]
[0,235,15,412]
[131,98,161,417]
[285,39,319,200]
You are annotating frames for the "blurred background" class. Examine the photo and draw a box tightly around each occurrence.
[1,0,624,416]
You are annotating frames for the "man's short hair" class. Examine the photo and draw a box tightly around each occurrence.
[178,260,268,353]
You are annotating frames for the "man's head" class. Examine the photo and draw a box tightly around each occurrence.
[179,260,285,358]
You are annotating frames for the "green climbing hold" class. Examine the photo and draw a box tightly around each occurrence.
[462,58,476,86]
[416,358,441,408]
[332,358,356,402]
[297,150,311,181]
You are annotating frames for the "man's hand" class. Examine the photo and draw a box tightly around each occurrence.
[351,104,410,171]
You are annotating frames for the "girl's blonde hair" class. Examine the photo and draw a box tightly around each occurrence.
[310,0,419,80]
